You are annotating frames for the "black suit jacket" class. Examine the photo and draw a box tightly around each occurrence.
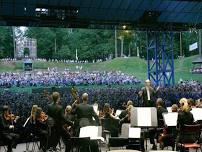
[74,103,99,127]
[177,111,194,129]
[141,86,157,107]
[157,106,168,127]
[47,103,72,127]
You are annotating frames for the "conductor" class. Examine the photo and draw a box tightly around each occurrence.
[138,79,159,107]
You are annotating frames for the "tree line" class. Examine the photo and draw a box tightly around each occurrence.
[0,26,199,61]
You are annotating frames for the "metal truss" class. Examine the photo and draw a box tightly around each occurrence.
[147,31,175,86]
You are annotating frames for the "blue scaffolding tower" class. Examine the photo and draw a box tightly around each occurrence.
[147,31,175,87]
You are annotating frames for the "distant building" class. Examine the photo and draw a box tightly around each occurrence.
[15,38,37,59]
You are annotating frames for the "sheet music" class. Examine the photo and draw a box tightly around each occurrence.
[131,107,157,127]
[79,126,104,142]
[163,112,178,126]
[115,110,122,117]
[191,108,202,121]
[137,108,151,126]
[93,104,99,115]
[93,104,98,113]
[167,107,172,112]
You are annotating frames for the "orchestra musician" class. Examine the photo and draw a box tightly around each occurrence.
[65,105,75,122]
[120,105,133,124]
[47,92,73,152]
[177,98,194,129]
[29,105,38,124]
[119,100,133,119]
[171,104,178,112]
[101,103,119,137]
[138,79,159,107]
[73,93,99,134]
[102,103,116,120]
[150,98,167,150]
[158,104,178,150]
[176,98,194,151]
[35,107,49,152]
[0,105,20,152]
[73,93,100,152]
[64,105,75,136]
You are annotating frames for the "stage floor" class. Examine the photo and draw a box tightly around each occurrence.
[1,142,198,152]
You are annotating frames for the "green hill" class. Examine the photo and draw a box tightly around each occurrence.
[0,56,201,82]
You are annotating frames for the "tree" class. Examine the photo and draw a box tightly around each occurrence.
[0,27,14,58]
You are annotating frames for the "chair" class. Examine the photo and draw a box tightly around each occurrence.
[160,126,176,151]
[177,124,201,152]
[70,137,91,152]
[101,118,120,137]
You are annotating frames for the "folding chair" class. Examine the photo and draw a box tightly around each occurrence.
[177,124,201,152]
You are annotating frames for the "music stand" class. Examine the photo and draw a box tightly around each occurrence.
[163,112,178,127]
[130,107,157,150]
[191,108,202,122]
[79,126,104,142]
[131,107,158,127]
[167,107,172,112]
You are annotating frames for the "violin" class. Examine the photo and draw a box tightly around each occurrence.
[4,113,19,122]
[39,112,48,122]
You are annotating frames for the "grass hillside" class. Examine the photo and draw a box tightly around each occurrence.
[0,56,201,82]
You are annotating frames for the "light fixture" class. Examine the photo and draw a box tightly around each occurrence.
[122,25,126,30]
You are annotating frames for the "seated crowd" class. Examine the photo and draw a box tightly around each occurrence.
[0,88,202,152]
[0,70,141,87]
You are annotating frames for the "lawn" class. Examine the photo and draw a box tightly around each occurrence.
[0,56,201,83]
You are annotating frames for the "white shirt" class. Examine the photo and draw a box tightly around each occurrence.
[146,87,151,100]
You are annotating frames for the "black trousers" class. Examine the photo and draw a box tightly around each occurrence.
[37,130,49,152]
[2,132,19,152]
[148,128,156,145]
[49,125,71,152]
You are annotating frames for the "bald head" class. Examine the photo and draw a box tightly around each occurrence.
[82,93,88,103]
[52,92,60,103]
[145,79,151,87]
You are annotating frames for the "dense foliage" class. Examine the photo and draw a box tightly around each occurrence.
[0,26,200,61]
[0,27,14,58]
